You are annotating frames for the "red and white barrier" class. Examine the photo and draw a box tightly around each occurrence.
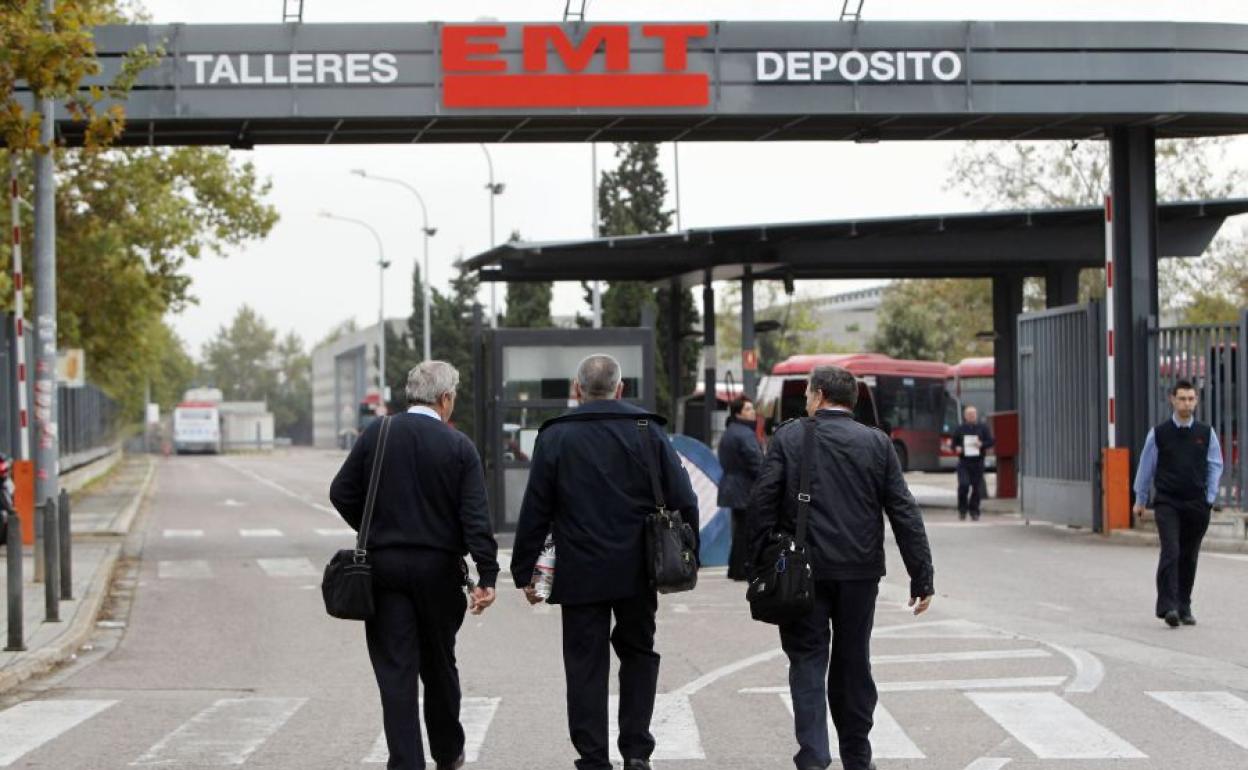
[9,162,30,460]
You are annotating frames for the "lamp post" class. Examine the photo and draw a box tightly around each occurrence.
[318,212,391,398]
[351,170,437,362]
[479,144,505,328]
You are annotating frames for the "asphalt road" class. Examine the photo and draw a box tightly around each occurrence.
[2,449,1247,769]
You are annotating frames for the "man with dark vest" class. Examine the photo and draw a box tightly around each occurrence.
[511,354,700,770]
[1132,379,1224,628]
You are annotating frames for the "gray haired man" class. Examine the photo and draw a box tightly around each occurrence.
[511,354,700,770]
[331,361,499,770]
[750,365,934,770]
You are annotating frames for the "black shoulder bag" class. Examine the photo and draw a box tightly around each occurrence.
[746,417,816,625]
[322,415,392,620]
[636,419,698,594]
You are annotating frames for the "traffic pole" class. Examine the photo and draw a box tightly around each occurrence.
[42,498,59,622]
[1104,194,1116,448]
[58,488,71,600]
[5,507,23,650]
[9,161,30,462]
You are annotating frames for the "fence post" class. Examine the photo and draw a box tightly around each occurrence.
[1239,309,1247,511]
[58,488,71,600]
[5,508,23,651]
[42,498,59,623]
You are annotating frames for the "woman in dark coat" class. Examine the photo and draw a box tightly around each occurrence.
[718,396,763,581]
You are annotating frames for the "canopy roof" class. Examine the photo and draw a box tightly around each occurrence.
[464,199,1248,288]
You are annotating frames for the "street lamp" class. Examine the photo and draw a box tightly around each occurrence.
[479,144,505,328]
[351,169,437,362]
[318,211,391,399]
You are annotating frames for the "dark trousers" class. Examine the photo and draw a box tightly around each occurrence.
[365,548,468,770]
[1154,497,1211,617]
[780,579,879,770]
[957,461,985,517]
[561,593,660,770]
[728,508,752,581]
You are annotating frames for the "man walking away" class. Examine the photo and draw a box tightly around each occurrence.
[952,405,995,521]
[719,396,763,581]
[752,365,934,770]
[1132,379,1223,628]
[511,354,700,770]
[330,361,500,770]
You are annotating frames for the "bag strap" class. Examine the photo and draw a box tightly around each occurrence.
[795,417,816,548]
[355,416,392,555]
[635,419,668,513]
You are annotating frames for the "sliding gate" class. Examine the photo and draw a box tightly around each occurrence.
[1017,303,1105,530]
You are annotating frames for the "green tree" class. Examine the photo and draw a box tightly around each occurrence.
[431,261,481,444]
[146,318,196,413]
[594,142,700,417]
[871,280,994,362]
[270,332,312,444]
[503,230,553,328]
[717,283,840,373]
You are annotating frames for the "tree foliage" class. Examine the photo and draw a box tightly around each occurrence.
[871,279,994,363]
[200,306,312,442]
[717,282,839,373]
[594,142,700,417]
[503,230,553,328]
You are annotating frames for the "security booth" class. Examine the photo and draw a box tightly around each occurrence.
[475,327,655,532]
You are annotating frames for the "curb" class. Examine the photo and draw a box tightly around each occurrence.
[0,457,156,695]
[0,544,121,694]
[1027,520,1248,555]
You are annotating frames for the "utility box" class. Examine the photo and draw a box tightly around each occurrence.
[219,402,275,451]
[991,411,1019,499]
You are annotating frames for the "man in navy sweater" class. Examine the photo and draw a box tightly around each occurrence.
[1132,379,1223,628]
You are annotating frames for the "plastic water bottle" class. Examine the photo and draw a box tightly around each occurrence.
[533,540,556,600]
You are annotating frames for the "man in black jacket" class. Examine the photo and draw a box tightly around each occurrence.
[511,354,699,770]
[718,396,763,580]
[330,361,499,770]
[952,405,995,521]
[751,365,934,770]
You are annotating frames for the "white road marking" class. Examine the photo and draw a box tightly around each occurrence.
[256,558,320,578]
[673,648,786,697]
[218,459,340,519]
[1046,642,1105,694]
[363,697,500,764]
[1148,691,1248,749]
[609,694,703,761]
[964,759,1012,770]
[222,498,246,507]
[131,697,307,766]
[239,528,284,538]
[157,560,213,579]
[314,528,356,537]
[0,700,118,767]
[1207,553,1248,563]
[162,529,204,538]
[967,692,1145,759]
[1035,601,1072,612]
[874,619,1018,640]
[779,695,923,759]
[742,676,1067,695]
[873,649,1051,665]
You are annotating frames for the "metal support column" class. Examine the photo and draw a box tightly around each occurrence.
[1110,126,1159,469]
[1238,309,1247,510]
[42,498,59,622]
[4,509,23,650]
[741,267,757,399]
[58,488,71,600]
[702,270,716,445]
[667,278,682,427]
[1044,265,1081,308]
[992,274,1024,412]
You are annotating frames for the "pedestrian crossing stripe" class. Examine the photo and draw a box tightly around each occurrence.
[256,557,320,578]
[130,697,307,766]
[157,560,213,579]
[1149,691,1248,750]
[966,692,1145,759]
[779,695,923,759]
[363,697,500,764]
[314,528,356,536]
[608,693,704,761]
[0,700,118,767]
[161,529,204,538]
[239,528,284,537]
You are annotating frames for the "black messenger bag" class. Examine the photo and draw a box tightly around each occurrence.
[636,419,698,594]
[322,416,392,620]
[747,417,816,625]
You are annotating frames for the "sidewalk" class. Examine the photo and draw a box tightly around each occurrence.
[0,454,154,693]
[905,470,1019,514]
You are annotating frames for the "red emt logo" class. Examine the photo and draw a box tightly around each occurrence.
[441,24,711,108]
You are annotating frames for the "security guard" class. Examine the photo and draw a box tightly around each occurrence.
[511,354,700,770]
[751,364,934,770]
[1132,378,1223,628]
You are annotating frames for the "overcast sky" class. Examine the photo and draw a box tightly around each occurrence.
[136,1,1248,358]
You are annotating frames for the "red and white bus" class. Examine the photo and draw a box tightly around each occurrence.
[756,353,960,472]
[949,357,995,419]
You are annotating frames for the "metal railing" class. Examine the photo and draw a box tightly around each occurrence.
[1149,309,1247,509]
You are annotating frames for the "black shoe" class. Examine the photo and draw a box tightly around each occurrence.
[623,761,653,770]
[435,754,465,770]
[1180,613,1196,626]
[970,513,981,521]
[958,512,967,521]
[1164,610,1181,628]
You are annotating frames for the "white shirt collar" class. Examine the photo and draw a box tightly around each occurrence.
[407,405,442,422]
[1171,413,1194,428]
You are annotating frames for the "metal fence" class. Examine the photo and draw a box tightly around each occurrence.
[3,313,120,466]
[1150,310,1247,509]
[1017,302,1105,530]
